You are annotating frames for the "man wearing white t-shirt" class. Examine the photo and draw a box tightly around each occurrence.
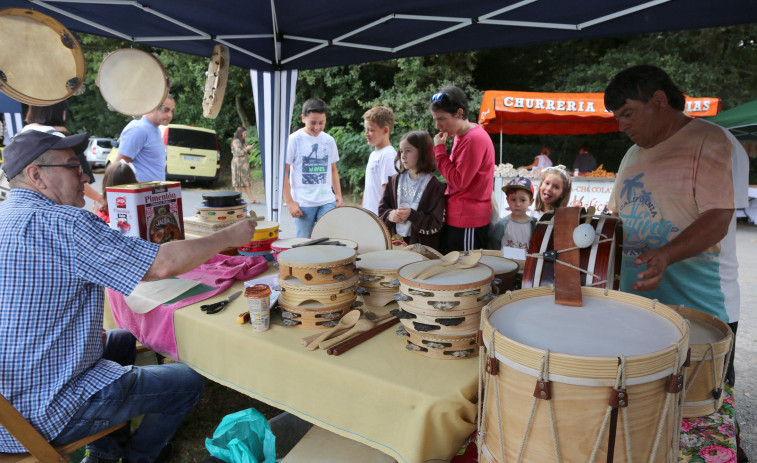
[283,99,343,238]
[361,106,397,215]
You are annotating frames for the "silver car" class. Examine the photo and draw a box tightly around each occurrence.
[85,137,116,168]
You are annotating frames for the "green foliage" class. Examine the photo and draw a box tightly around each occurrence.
[64,33,256,164]
[59,25,757,186]
[245,126,262,169]
[327,126,373,201]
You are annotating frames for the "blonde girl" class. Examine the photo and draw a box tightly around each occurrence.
[533,165,572,219]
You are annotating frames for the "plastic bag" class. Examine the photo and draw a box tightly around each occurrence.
[205,408,277,463]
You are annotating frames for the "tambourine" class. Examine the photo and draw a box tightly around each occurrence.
[96,48,169,116]
[311,206,391,254]
[0,8,85,105]
[202,44,229,119]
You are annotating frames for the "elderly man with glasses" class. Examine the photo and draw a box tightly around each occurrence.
[0,130,256,463]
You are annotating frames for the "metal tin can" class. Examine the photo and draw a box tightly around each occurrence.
[245,284,271,332]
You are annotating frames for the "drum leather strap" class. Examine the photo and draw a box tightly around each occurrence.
[553,207,583,306]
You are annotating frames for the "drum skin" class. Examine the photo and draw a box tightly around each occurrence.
[0,8,85,105]
[96,48,169,116]
[523,213,622,290]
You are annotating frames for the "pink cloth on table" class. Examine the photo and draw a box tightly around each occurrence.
[108,254,268,360]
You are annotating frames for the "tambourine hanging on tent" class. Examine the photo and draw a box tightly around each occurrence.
[202,44,229,119]
[0,8,85,105]
[96,49,170,116]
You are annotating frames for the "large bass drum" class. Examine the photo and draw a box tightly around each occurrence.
[479,287,689,463]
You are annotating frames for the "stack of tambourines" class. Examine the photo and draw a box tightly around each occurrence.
[196,192,248,223]
[237,220,280,259]
[393,253,497,359]
[275,245,359,329]
[355,250,426,307]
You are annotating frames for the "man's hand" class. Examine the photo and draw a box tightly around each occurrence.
[287,201,303,218]
[220,219,257,248]
[335,193,344,207]
[433,131,449,147]
[630,247,672,291]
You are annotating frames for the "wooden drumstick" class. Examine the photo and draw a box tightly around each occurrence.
[328,317,400,356]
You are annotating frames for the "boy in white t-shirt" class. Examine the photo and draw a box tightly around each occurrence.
[361,106,397,215]
[283,99,343,238]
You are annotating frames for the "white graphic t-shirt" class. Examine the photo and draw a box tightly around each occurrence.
[363,145,397,215]
[608,119,738,322]
[286,129,339,207]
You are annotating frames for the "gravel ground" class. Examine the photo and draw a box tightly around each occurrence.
[734,222,757,458]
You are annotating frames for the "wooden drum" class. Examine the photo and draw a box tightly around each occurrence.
[277,275,358,307]
[311,206,391,253]
[674,306,733,418]
[395,325,478,359]
[96,49,169,116]
[357,250,425,307]
[0,8,85,105]
[394,260,494,359]
[277,245,357,285]
[479,253,519,294]
[523,213,622,290]
[252,220,280,241]
[279,300,353,329]
[479,287,689,463]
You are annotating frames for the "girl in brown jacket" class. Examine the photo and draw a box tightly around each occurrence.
[378,131,446,250]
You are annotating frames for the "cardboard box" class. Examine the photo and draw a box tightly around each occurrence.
[107,181,184,243]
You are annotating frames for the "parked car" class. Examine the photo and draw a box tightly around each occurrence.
[107,124,220,183]
[85,137,117,168]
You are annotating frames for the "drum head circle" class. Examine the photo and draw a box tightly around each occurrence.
[480,255,518,274]
[357,250,425,271]
[277,244,356,265]
[488,294,682,357]
[96,49,168,116]
[311,206,391,253]
[0,8,85,105]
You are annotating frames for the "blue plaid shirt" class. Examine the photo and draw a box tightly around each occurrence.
[0,189,160,452]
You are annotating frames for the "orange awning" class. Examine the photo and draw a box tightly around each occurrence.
[478,90,721,136]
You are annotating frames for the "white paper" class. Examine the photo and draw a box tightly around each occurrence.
[125,278,200,314]
[244,274,280,309]
[501,247,526,261]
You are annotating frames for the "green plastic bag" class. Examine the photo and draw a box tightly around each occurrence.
[205,408,277,463]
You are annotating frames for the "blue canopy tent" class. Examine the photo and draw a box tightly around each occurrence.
[0,92,23,148]
[2,0,756,220]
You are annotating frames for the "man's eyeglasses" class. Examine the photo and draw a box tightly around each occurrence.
[430,92,447,103]
[36,164,83,176]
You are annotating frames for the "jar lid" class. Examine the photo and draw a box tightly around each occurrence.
[245,284,271,298]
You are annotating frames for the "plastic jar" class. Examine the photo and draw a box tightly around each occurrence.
[245,284,271,332]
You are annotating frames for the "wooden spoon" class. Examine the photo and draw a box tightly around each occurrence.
[410,251,460,279]
[318,319,375,350]
[418,252,482,280]
[306,310,360,351]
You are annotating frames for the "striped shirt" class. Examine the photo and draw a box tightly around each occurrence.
[0,188,159,452]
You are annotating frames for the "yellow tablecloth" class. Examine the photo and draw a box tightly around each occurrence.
[171,274,478,463]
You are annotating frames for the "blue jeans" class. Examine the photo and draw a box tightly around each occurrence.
[51,334,204,463]
[295,202,336,238]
